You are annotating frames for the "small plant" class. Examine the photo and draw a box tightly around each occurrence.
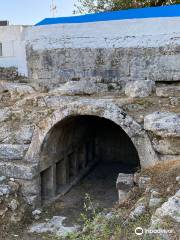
[65,193,123,240]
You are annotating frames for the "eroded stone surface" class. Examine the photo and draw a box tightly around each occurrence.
[0,124,34,144]
[149,191,163,208]
[0,144,29,160]
[156,86,180,97]
[29,216,78,237]
[0,108,11,122]
[50,79,108,96]
[0,81,35,98]
[144,112,180,137]
[129,203,146,220]
[125,80,155,98]
[116,173,134,204]
[0,162,38,180]
[0,184,11,196]
[137,176,151,190]
[151,190,180,226]
[152,137,180,155]
[116,173,134,190]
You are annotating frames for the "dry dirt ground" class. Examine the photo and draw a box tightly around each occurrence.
[1,162,125,240]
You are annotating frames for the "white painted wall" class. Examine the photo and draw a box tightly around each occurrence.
[0,25,29,76]
[26,17,180,50]
[1,17,180,78]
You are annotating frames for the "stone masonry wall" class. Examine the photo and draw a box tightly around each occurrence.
[26,17,180,90]
[0,17,179,207]
[0,78,179,206]
[26,46,180,90]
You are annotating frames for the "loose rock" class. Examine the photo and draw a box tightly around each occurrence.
[144,111,180,137]
[151,190,180,224]
[129,203,146,220]
[50,80,108,96]
[116,173,134,204]
[0,184,11,196]
[8,199,19,211]
[138,176,151,189]
[29,216,78,237]
[125,80,155,98]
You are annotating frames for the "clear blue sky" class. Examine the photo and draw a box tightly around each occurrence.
[0,0,78,25]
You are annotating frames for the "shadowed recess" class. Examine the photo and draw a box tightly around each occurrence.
[40,115,140,203]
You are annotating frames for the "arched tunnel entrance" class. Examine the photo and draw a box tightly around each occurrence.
[40,115,140,203]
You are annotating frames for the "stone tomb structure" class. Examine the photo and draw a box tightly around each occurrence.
[0,15,180,206]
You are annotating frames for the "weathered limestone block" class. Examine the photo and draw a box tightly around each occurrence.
[32,209,42,220]
[50,79,108,96]
[15,125,34,144]
[129,197,147,220]
[29,216,78,237]
[124,80,155,98]
[0,81,35,98]
[152,137,180,155]
[116,173,134,190]
[149,197,163,208]
[159,154,180,162]
[0,124,10,143]
[17,177,40,196]
[24,128,42,163]
[129,204,146,220]
[27,43,180,88]
[116,173,134,204]
[25,195,40,207]
[151,190,180,226]
[169,96,180,107]
[0,108,11,122]
[0,144,29,160]
[8,180,19,193]
[8,199,19,211]
[0,161,38,180]
[156,86,180,97]
[149,190,163,208]
[137,176,151,190]
[16,178,40,206]
[144,112,180,137]
[0,124,34,144]
[37,95,76,108]
[0,184,11,196]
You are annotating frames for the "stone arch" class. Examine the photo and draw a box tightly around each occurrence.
[25,100,158,202]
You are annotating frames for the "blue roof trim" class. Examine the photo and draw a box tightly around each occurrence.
[35,4,180,26]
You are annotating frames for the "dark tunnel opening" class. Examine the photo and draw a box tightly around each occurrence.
[40,115,140,203]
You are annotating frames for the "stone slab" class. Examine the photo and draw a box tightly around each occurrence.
[144,112,180,137]
[0,161,38,180]
[0,144,29,160]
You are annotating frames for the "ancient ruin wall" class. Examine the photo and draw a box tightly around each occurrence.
[0,16,179,207]
[26,17,180,89]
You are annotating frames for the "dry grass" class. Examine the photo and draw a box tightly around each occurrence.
[140,160,180,197]
[117,160,180,210]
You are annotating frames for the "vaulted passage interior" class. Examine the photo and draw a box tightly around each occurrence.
[40,115,140,203]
